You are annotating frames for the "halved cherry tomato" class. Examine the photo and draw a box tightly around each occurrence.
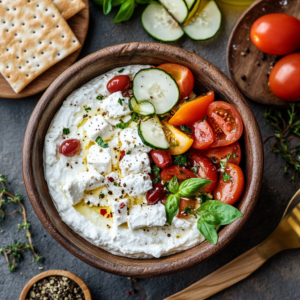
[107,75,131,93]
[213,163,244,205]
[158,63,194,100]
[169,91,214,126]
[150,150,172,169]
[269,53,300,102]
[250,14,300,56]
[178,197,196,219]
[199,142,242,165]
[146,183,166,205]
[59,139,81,157]
[188,151,218,193]
[207,101,243,148]
[161,165,197,182]
[191,120,215,150]
[162,121,193,155]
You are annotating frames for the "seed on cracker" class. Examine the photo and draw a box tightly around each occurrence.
[52,0,86,20]
[0,0,81,94]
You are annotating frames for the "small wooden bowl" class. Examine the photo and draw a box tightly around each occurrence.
[19,270,91,300]
[23,42,264,278]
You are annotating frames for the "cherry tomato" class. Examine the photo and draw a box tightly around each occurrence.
[178,198,196,219]
[161,165,197,182]
[146,183,166,205]
[269,53,300,102]
[213,163,244,205]
[188,151,218,193]
[107,75,131,93]
[250,14,300,55]
[199,142,242,165]
[191,120,215,150]
[150,150,172,169]
[169,91,214,126]
[158,63,194,100]
[59,139,81,157]
[207,101,243,148]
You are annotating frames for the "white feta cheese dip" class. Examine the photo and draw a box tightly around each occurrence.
[43,65,205,258]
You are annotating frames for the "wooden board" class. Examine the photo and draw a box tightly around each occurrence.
[0,0,89,99]
[227,0,300,107]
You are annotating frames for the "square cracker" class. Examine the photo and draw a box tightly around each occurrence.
[0,0,81,93]
[52,0,86,20]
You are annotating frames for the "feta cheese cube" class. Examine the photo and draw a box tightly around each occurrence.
[121,173,152,197]
[77,170,106,191]
[99,91,131,119]
[83,115,114,141]
[105,172,124,198]
[128,205,147,230]
[120,128,151,153]
[172,216,191,230]
[87,145,112,174]
[106,114,132,127]
[62,178,85,205]
[119,153,151,177]
[108,136,121,167]
[84,194,100,207]
[112,198,129,226]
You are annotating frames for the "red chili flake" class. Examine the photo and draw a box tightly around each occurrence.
[107,177,114,182]
[107,214,110,218]
[127,291,131,295]
[120,150,126,161]
[120,203,125,209]
[100,209,107,216]
[118,210,121,213]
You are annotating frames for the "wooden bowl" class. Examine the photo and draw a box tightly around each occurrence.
[19,270,91,300]
[23,42,263,278]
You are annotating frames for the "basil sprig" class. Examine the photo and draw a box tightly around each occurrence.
[220,154,233,183]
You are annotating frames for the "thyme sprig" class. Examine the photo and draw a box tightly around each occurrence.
[264,104,300,181]
[0,175,42,272]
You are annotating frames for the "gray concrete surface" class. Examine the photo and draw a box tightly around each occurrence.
[1,2,300,299]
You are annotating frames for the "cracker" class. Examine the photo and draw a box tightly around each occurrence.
[52,0,86,20]
[0,0,81,93]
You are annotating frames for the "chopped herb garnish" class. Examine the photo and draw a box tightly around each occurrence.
[118,68,125,73]
[180,125,193,134]
[179,170,185,175]
[96,136,109,148]
[126,150,131,155]
[63,128,70,135]
[134,144,136,148]
[96,95,104,100]
[198,192,211,204]
[100,193,105,198]
[222,172,232,182]
[116,119,131,129]
[173,152,189,167]
[151,165,161,184]
[85,107,91,112]
[192,166,199,174]
[202,116,207,122]
[131,112,139,123]
[232,152,236,159]
[220,154,232,182]
[113,182,118,186]
[184,206,197,217]
[118,98,125,106]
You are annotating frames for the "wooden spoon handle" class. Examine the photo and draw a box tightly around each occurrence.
[165,246,267,300]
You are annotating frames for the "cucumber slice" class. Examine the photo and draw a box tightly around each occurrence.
[142,3,184,42]
[138,116,170,150]
[184,0,201,24]
[159,0,188,23]
[129,97,155,116]
[185,0,197,10]
[183,0,221,41]
[133,68,180,115]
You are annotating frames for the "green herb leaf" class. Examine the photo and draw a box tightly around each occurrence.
[179,178,212,197]
[165,194,180,225]
[63,128,70,135]
[116,119,131,129]
[180,125,193,134]
[192,166,199,174]
[96,95,104,100]
[100,193,105,198]
[202,116,207,122]
[152,165,161,178]
[173,152,189,167]
[222,172,232,182]
[220,154,231,173]
[118,98,125,106]
[85,107,91,112]
[232,152,236,159]
[113,0,135,23]
[131,112,139,122]
[96,136,109,148]
[197,219,218,244]
[197,192,211,204]
[158,115,167,121]
[135,0,157,3]
[179,170,185,175]
[103,0,113,14]
[126,150,131,154]
[168,176,179,194]
[118,68,125,73]
[113,182,118,186]
[184,206,197,217]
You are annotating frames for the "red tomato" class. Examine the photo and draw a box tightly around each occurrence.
[269,53,300,102]
[146,183,166,205]
[191,120,215,150]
[160,165,197,182]
[188,151,218,193]
[59,139,81,157]
[169,91,214,126]
[178,198,196,219]
[199,142,242,165]
[250,14,300,55]
[107,75,131,93]
[213,163,244,205]
[157,63,194,100]
[207,101,243,148]
[150,150,172,169]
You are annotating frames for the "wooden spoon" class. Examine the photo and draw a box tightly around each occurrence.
[165,188,300,300]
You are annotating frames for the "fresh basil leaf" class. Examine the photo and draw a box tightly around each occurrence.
[165,194,180,225]
[131,112,139,122]
[118,68,125,73]
[113,0,135,23]
[96,136,109,148]
[180,125,193,134]
[63,128,70,135]
[222,172,232,182]
[118,98,125,105]
[85,107,91,112]
[116,119,131,129]
[200,211,221,226]
[168,176,179,194]
[197,219,218,244]
[173,152,189,167]
[179,178,212,197]
[103,0,113,14]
